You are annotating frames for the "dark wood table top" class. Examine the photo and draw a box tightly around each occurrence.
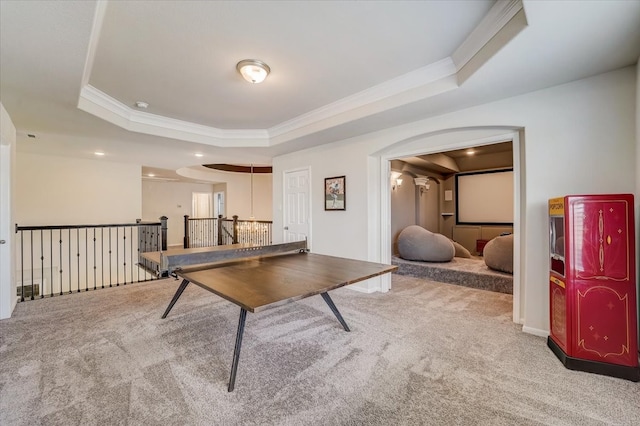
[177,252,397,313]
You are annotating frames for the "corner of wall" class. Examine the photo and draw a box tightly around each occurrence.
[348,277,383,294]
[522,325,549,338]
[0,102,17,319]
[636,57,639,345]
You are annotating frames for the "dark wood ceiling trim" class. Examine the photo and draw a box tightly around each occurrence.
[203,164,272,174]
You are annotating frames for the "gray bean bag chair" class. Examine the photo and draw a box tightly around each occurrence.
[397,225,455,262]
[449,238,472,258]
[483,234,514,274]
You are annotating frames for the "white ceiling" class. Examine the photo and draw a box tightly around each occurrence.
[1,0,640,181]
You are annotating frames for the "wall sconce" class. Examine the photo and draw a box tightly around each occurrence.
[394,178,403,190]
[390,171,403,191]
[414,177,430,195]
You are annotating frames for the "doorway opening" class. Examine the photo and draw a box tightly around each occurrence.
[379,129,524,324]
[391,141,513,253]
[213,191,225,218]
[192,192,213,218]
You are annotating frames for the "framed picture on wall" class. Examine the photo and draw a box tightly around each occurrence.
[324,176,346,211]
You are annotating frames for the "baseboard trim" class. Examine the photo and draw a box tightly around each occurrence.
[347,283,377,294]
[522,325,548,337]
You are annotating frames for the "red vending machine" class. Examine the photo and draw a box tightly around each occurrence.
[548,194,639,381]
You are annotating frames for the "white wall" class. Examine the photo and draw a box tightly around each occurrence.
[13,153,273,248]
[0,102,17,319]
[419,182,439,233]
[273,66,638,336]
[176,167,273,220]
[142,180,214,247]
[245,173,273,220]
[15,152,141,225]
[274,143,373,261]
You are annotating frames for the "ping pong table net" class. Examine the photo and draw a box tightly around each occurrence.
[156,240,309,276]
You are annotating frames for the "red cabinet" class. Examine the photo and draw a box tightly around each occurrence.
[548,194,639,381]
[476,239,489,255]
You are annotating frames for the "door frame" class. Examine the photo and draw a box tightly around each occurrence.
[0,137,16,319]
[213,191,225,218]
[378,130,524,325]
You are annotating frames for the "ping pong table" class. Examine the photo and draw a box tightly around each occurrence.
[142,241,396,391]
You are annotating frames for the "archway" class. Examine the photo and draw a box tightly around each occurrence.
[373,127,524,324]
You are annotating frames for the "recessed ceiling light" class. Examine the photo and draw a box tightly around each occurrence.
[195,153,204,157]
[466,149,475,155]
[148,173,155,177]
[135,101,149,109]
[94,151,105,156]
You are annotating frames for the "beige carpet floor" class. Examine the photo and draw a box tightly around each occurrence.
[1,274,638,425]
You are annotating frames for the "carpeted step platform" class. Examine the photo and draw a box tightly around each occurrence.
[392,255,513,294]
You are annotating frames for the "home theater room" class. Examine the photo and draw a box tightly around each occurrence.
[1,1,639,425]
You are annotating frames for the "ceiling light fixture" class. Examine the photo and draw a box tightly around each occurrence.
[135,101,149,109]
[236,59,270,84]
[94,151,105,156]
[195,153,204,157]
[466,149,475,155]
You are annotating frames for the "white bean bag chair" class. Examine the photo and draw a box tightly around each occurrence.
[483,234,514,274]
[397,225,455,262]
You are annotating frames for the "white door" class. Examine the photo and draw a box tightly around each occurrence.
[283,168,311,245]
[192,192,213,218]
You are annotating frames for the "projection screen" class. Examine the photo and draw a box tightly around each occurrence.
[455,169,513,225]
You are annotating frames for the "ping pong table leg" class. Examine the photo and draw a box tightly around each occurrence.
[161,279,190,319]
[320,292,350,332]
[228,307,247,392]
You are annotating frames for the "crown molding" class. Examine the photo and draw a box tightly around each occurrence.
[78,57,457,149]
[78,85,269,147]
[80,0,108,88]
[268,58,457,140]
[452,0,524,71]
[76,1,517,150]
